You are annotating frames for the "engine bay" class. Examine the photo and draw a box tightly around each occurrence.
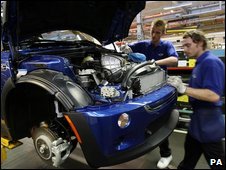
[18,49,167,104]
[70,52,167,103]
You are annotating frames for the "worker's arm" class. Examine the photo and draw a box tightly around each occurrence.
[156,56,178,67]
[167,76,220,103]
[185,87,220,103]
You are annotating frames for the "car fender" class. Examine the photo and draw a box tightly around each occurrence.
[15,69,94,111]
[1,69,93,139]
[1,69,93,137]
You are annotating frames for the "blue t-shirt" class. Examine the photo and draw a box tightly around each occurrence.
[128,40,178,70]
[188,51,225,143]
[189,51,225,107]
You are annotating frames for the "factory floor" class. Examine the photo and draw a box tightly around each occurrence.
[1,131,211,169]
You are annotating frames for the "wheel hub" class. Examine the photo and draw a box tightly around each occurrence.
[32,127,58,161]
[35,135,52,160]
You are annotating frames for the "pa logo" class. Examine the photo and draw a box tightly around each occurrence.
[210,159,223,166]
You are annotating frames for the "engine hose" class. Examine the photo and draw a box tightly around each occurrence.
[122,60,155,89]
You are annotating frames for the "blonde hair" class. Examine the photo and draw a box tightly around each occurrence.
[151,19,167,34]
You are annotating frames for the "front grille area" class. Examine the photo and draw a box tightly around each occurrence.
[138,70,166,94]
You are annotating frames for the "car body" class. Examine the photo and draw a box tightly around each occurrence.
[1,1,179,168]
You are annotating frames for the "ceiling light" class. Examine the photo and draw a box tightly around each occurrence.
[163,2,192,10]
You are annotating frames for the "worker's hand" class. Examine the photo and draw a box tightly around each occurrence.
[120,44,133,54]
[150,59,157,66]
[147,59,158,68]
[167,76,187,94]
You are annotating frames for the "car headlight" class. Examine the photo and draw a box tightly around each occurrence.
[118,113,130,128]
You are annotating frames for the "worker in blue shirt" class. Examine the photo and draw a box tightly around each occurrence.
[168,30,225,169]
[122,19,178,169]
[125,20,178,71]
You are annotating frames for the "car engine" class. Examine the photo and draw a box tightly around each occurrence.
[75,53,166,103]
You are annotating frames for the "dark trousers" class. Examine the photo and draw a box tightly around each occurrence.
[159,138,172,157]
[178,133,225,170]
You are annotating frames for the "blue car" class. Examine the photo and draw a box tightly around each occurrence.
[1,1,179,168]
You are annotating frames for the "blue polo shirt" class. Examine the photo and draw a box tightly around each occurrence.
[128,40,178,70]
[189,51,225,107]
[188,51,225,143]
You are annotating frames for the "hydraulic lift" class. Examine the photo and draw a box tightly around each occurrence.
[1,120,22,163]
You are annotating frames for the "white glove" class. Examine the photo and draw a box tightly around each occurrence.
[120,44,133,54]
[167,76,187,94]
[150,59,157,67]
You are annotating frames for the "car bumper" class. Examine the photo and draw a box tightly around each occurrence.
[66,86,179,167]
[66,109,179,168]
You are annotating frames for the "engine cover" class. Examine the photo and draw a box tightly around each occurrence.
[101,54,127,83]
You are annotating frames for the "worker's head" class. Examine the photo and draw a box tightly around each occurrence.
[150,19,166,44]
[182,30,208,58]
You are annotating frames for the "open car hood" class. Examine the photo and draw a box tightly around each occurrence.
[2,1,145,45]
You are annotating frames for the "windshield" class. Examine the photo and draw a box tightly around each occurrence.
[44,30,102,45]
[42,30,101,45]
[22,30,101,45]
